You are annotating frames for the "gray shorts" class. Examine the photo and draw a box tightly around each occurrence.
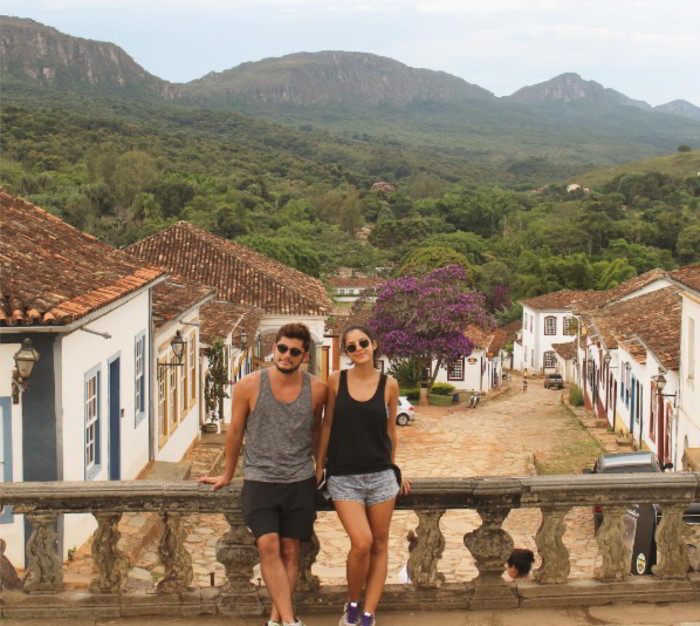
[327,469,400,507]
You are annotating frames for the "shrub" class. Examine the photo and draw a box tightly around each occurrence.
[430,382,456,396]
[569,385,584,407]
[402,387,420,401]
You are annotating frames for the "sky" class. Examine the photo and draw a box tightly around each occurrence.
[2,0,698,106]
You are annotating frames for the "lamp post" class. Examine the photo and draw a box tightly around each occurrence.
[654,373,677,407]
[158,330,186,369]
[12,338,40,404]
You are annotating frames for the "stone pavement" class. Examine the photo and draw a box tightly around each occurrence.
[4,602,700,626]
[127,376,606,588]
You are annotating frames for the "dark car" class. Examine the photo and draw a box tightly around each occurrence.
[584,452,673,530]
[544,373,564,389]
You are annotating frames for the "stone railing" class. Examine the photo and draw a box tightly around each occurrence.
[1,474,700,619]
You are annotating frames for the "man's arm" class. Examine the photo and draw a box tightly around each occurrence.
[198,375,252,490]
[310,378,328,471]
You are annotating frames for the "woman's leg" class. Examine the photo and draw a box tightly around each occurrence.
[362,497,396,615]
[334,500,373,602]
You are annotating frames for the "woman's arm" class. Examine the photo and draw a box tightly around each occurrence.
[386,375,412,495]
[316,371,339,483]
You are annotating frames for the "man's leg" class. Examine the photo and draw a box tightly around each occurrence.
[257,533,296,624]
[268,538,301,624]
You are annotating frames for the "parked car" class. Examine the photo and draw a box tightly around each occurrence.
[396,396,416,426]
[543,373,564,389]
[583,452,699,575]
[584,452,673,529]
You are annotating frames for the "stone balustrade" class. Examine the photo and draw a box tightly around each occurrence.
[2,474,700,619]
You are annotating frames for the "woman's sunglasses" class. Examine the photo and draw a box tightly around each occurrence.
[345,338,371,353]
[277,343,303,357]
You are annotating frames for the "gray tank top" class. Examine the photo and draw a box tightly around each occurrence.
[243,369,314,483]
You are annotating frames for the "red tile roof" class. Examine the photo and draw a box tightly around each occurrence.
[127,222,331,316]
[152,276,215,328]
[551,340,577,360]
[465,325,495,350]
[0,190,166,327]
[583,286,681,370]
[669,264,700,293]
[488,328,508,355]
[199,300,264,347]
[521,289,595,311]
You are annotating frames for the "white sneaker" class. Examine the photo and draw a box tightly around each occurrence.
[339,601,360,626]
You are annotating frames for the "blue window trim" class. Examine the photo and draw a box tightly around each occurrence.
[1,396,13,523]
[84,364,102,481]
[134,330,147,427]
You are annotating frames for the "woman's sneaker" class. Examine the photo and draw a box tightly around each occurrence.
[339,601,360,625]
[362,612,375,626]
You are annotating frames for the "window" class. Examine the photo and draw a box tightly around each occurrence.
[169,353,178,432]
[524,313,527,328]
[563,317,577,335]
[448,359,464,381]
[189,335,196,404]
[530,316,533,333]
[84,365,101,480]
[531,350,534,367]
[544,352,556,368]
[1,397,13,523]
[544,316,557,335]
[134,332,146,425]
[689,317,695,382]
[649,385,656,442]
[158,364,166,442]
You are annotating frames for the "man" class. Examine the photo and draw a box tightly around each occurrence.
[200,323,327,626]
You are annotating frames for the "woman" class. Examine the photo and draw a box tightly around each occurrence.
[317,324,412,626]
[505,548,535,580]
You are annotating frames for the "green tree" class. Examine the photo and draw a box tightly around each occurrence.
[113,151,159,206]
[399,246,470,276]
[676,225,700,263]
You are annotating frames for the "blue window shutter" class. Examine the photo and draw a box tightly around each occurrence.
[0,397,13,523]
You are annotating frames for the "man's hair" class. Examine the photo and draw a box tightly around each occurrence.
[275,323,311,352]
[507,548,535,576]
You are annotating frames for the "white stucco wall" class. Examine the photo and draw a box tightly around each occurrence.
[679,293,700,469]
[0,341,25,567]
[614,278,672,303]
[521,306,578,374]
[59,291,151,559]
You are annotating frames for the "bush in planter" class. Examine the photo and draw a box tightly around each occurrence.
[430,382,456,396]
[569,385,584,407]
[402,387,420,401]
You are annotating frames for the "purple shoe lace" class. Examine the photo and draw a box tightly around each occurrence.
[362,612,374,626]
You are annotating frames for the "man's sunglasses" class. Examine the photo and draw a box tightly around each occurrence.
[276,343,303,357]
[345,338,371,353]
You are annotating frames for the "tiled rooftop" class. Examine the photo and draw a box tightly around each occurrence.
[199,300,264,347]
[669,263,700,293]
[0,190,166,327]
[465,325,495,350]
[584,286,681,370]
[551,340,577,360]
[521,289,595,311]
[487,328,508,355]
[127,222,332,316]
[151,277,215,328]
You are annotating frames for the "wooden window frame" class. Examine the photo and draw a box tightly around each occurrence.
[544,316,557,336]
[448,358,465,381]
[543,351,556,368]
[84,365,101,480]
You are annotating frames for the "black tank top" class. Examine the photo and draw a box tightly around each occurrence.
[326,370,393,477]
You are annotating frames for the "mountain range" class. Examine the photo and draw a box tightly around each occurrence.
[2,15,700,181]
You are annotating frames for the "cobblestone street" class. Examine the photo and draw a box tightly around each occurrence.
[129,375,606,588]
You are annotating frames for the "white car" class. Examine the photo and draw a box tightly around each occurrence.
[396,396,416,426]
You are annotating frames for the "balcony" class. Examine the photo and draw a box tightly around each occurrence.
[1,473,700,619]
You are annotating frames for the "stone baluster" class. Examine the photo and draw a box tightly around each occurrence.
[298,529,320,592]
[533,506,571,584]
[157,512,193,593]
[22,512,63,593]
[90,512,129,593]
[594,505,629,581]
[407,509,446,589]
[216,511,261,615]
[652,503,690,579]
[464,506,517,609]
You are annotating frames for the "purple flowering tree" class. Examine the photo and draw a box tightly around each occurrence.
[368,265,491,390]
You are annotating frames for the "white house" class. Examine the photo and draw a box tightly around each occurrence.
[327,277,383,303]
[0,190,168,566]
[668,265,700,471]
[128,222,332,379]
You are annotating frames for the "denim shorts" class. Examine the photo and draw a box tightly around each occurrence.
[327,469,400,507]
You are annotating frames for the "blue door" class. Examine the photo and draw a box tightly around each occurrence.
[108,357,121,480]
[630,375,636,436]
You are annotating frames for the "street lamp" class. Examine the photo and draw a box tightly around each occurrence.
[654,373,677,407]
[12,338,40,404]
[604,352,619,369]
[158,330,186,369]
[239,329,248,349]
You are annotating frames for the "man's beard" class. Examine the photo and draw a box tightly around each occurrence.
[274,360,302,375]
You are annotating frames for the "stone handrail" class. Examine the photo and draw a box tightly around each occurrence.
[2,474,700,618]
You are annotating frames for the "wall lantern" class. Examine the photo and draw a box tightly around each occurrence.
[603,352,619,369]
[12,338,40,404]
[158,330,186,369]
[654,373,677,407]
[624,362,632,375]
[239,329,248,348]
